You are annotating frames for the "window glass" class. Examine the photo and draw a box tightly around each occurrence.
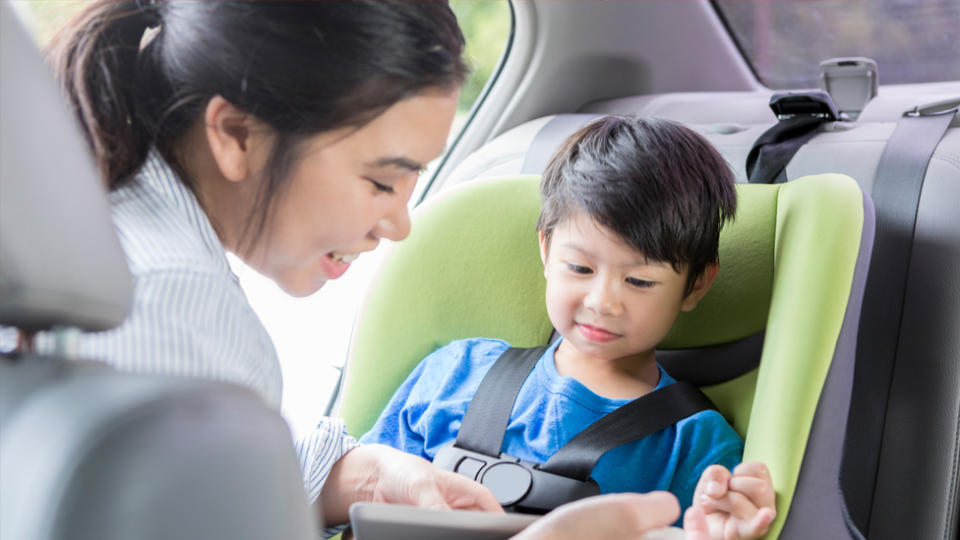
[11,0,84,46]
[713,0,960,89]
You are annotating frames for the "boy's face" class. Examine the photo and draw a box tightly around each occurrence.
[538,212,715,367]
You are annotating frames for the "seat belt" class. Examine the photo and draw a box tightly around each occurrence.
[538,379,714,481]
[746,90,839,183]
[455,346,546,456]
[842,98,959,534]
[434,346,715,513]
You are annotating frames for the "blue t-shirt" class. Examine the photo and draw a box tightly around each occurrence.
[361,337,743,510]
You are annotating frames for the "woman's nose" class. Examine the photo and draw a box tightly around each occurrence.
[373,202,412,242]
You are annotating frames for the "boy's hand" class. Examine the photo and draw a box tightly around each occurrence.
[682,462,776,540]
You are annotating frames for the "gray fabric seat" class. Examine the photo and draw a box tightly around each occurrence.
[0,6,316,539]
[445,91,960,539]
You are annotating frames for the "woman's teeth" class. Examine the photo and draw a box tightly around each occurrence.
[329,252,359,264]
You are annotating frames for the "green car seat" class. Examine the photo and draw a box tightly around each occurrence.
[337,173,875,539]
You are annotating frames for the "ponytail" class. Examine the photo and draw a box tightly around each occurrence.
[44,0,466,247]
[47,0,161,188]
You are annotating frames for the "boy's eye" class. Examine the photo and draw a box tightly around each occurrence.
[364,177,395,194]
[626,277,655,288]
[565,263,592,274]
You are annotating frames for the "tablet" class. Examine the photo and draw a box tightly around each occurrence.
[349,502,539,540]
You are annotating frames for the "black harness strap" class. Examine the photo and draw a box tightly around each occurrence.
[539,380,714,481]
[455,346,715,481]
[454,346,547,456]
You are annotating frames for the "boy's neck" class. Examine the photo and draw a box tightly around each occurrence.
[552,340,660,400]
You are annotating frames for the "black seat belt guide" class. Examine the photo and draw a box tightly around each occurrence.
[842,98,959,533]
[747,90,838,184]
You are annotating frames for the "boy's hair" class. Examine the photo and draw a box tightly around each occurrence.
[537,116,737,294]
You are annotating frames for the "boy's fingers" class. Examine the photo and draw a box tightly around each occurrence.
[681,505,710,540]
[733,461,772,482]
[693,464,732,501]
[728,475,776,508]
[741,507,777,538]
[698,489,758,519]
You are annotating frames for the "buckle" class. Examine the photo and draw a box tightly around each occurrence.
[903,98,960,118]
[433,445,600,514]
[769,90,839,121]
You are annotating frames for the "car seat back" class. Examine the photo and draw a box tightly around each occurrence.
[445,90,960,538]
[339,173,874,539]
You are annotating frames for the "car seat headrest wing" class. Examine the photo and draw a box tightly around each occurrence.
[0,5,133,333]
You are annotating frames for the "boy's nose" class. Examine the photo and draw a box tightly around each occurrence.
[584,279,623,316]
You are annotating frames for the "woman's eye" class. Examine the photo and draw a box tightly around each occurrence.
[626,277,655,288]
[565,263,592,274]
[365,177,395,194]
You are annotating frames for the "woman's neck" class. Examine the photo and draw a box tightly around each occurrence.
[174,123,248,253]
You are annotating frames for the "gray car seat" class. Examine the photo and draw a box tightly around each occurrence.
[444,89,960,538]
[0,6,316,539]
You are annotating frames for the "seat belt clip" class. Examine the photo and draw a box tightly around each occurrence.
[769,90,839,121]
[433,444,601,514]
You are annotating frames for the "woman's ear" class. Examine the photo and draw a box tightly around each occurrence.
[203,95,261,183]
[680,262,719,312]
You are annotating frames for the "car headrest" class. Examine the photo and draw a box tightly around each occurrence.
[0,4,133,333]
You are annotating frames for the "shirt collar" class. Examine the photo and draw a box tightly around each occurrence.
[137,149,231,265]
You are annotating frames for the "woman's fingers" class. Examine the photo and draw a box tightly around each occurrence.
[513,492,682,540]
[435,468,504,512]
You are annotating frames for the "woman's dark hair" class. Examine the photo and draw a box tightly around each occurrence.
[537,116,737,294]
[48,0,467,248]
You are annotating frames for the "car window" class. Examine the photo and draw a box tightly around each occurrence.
[713,0,960,89]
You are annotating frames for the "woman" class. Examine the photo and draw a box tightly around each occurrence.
[46,1,686,537]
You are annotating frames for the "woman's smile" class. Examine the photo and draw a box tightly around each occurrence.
[321,251,356,280]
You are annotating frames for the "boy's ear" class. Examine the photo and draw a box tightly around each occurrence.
[680,262,718,312]
[203,95,269,183]
[538,230,549,271]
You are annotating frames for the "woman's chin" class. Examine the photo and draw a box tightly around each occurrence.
[275,273,328,298]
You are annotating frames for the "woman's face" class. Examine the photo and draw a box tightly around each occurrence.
[245,89,459,296]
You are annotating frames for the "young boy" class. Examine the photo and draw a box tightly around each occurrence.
[361,116,776,538]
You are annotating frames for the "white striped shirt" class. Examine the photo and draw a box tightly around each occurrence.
[42,152,358,529]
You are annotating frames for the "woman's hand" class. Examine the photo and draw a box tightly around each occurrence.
[511,492,682,540]
[319,444,502,525]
